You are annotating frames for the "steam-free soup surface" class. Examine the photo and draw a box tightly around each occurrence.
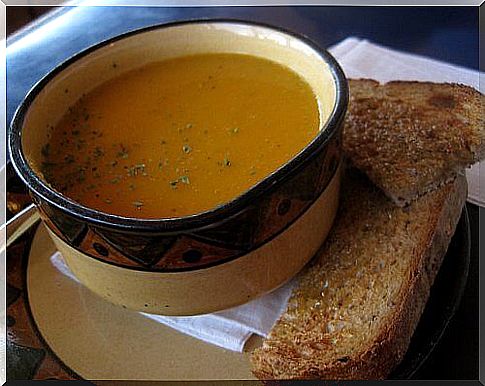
[41,53,320,218]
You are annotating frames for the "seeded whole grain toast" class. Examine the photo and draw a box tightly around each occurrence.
[250,169,467,380]
[343,79,484,206]
[250,79,477,380]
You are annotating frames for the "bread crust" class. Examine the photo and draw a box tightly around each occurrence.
[343,79,483,206]
[250,172,467,380]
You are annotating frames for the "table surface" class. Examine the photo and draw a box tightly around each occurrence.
[5,5,480,380]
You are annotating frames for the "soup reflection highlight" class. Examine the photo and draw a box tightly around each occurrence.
[39,53,320,218]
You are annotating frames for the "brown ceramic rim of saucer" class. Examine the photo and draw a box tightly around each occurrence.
[8,225,82,380]
[8,18,349,234]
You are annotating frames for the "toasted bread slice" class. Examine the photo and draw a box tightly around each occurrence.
[250,169,467,380]
[343,79,484,206]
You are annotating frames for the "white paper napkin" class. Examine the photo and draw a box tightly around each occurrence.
[330,37,484,207]
[50,251,294,352]
[49,38,484,354]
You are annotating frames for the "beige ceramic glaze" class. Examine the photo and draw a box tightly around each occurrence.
[11,21,346,316]
[48,165,340,315]
[27,224,259,380]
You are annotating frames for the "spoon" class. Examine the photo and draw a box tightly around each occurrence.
[0,204,40,253]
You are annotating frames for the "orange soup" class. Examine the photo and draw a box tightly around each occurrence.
[40,53,320,218]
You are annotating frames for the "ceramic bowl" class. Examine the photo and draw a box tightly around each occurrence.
[9,20,348,315]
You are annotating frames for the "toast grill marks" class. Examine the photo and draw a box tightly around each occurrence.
[343,79,484,206]
[250,170,467,380]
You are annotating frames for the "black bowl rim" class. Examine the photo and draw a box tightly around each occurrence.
[9,18,348,233]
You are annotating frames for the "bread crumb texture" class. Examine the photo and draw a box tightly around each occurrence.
[250,169,466,380]
[343,79,484,205]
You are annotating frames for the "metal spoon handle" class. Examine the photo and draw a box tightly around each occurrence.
[1,204,40,252]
